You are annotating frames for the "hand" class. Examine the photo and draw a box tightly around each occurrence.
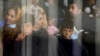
[16,33,26,41]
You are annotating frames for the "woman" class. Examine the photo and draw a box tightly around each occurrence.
[2,6,20,56]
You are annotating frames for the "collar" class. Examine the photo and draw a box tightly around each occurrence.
[7,24,16,28]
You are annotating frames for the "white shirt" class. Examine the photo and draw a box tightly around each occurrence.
[7,24,16,28]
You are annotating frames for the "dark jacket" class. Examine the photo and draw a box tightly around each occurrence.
[13,28,49,56]
[32,28,49,56]
[3,26,18,56]
[57,36,88,56]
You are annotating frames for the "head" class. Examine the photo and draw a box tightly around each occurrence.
[60,20,74,39]
[20,14,35,36]
[36,13,44,27]
[48,20,52,26]
[68,2,81,16]
[5,6,18,25]
[47,17,54,26]
[32,0,39,6]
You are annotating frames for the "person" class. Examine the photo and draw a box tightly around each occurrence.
[57,20,88,56]
[22,0,48,29]
[14,14,49,56]
[44,0,58,18]
[32,13,49,56]
[64,15,83,40]
[44,0,58,26]
[47,18,59,36]
[68,2,82,31]
[0,34,3,56]
[34,12,48,30]
[2,6,19,56]
[22,0,44,20]
[67,2,96,56]
[14,14,35,56]
[0,5,21,28]
[68,2,95,36]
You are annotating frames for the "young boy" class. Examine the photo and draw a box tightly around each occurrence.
[14,14,48,56]
[58,20,88,56]
[14,14,35,56]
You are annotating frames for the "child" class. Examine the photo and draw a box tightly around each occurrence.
[14,14,35,56]
[58,20,88,56]
[14,14,48,56]
[47,19,59,36]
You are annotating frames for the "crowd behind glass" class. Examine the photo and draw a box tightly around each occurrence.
[0,0,99,56]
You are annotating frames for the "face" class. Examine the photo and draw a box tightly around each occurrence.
[5,9,16,25]
[21,23,33,36]
[69,4,79,15]
[37,13,44,27]
[62,28,73,39]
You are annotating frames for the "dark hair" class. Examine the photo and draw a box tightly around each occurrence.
[60,19,74,31]
[68,2,81,10]
[5,6,18,16]
[20,14,35,26]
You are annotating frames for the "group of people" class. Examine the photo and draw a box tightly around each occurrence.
[0,0,96,56]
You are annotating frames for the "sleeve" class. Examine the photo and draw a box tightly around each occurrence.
[82,45,89,56]
[39,29,49,56]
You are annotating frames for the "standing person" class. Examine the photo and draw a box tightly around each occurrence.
[34,12,48,30]
[0,34,3,56]
[2,6,19,56]
[67,2,95,56]
[44,0,58,18]
[22,0,48,29]
[47,18,59,36]
[58,20,88,56]
[64,15,83,40]
[14,14,35,56]
[14,14,49,56]
[32,13,49,56]
[22,0,44,19]
[68,2,95,37]
[44,0,58,26]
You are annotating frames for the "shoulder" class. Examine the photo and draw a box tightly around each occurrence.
[39,28,48,34]
[57,36,64,43]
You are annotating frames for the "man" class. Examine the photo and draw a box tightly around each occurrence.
[58,20,88,56]
[68,2,95,56]
[68,2,83,34]
[22,0,44,19]
[68,2,95,37]
[62,2,83,40]
[22,0,48,29]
